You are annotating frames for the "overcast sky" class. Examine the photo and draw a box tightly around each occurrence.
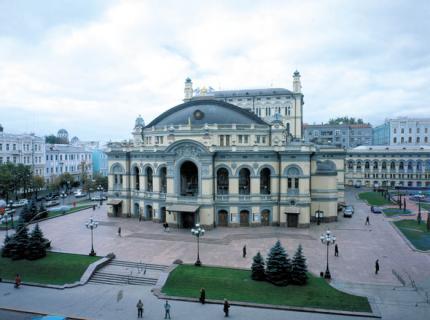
[0,0,429,142]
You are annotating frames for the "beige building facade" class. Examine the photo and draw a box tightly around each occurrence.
[107,97,345,229]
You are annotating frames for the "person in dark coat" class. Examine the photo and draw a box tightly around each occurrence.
[164,300,171,319]
[334,243,339,257]
[365,216,370,225]
[223,299,230,317]
[375,259,380,274]
[118,226,121,237]
[242,245,247,258]
[136,299,143,318]
[199,288,206,304]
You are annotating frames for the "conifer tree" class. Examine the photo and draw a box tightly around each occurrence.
[265,240,291,286]
[27,224,47,260]
[1,234,14,258]
[251,251,266,281]
[291,244,308,285]
[11,220,29,260]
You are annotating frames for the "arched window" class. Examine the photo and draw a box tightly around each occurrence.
[180,161,198,196]
[373,161,378,170]
[260,168,271,194]
[217,168,229,195]
[112,164,124,190]
[417,161,423,172]
[160,167,167,193]
[407,161,413,172]
[365,161,370,169]
[239,168,250,195]
[134,167,140,190]
[348,161,354,169]
[146,167,153,192]
[356,161,362,170]
[399,161,404,171]
[286,167,300,195]
[390,161,396,170]
[381,162,387,170]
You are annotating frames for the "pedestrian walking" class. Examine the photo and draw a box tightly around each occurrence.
[365,216,370,225]
[164,300,171,319]
[139,214,142,222]
[375,259,380,275]
[242,245,247,258]
[136,299,144,318]
[334,243,339,257]
[92,204,96,211]
[223,299,230,317]
[14,274,21,288]
[118,226,122,237]
[199,288,206,304]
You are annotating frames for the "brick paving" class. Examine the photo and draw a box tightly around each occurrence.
[1,188,430,286]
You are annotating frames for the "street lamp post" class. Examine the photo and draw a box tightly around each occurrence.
[85,217,98,256]
[320,230,336,279]
[97,185,103,206]
[417,197,422,224]
[191,224,205,266]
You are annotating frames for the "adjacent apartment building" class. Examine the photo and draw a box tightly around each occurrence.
[303,123,372,148]
[0,124,46,177]
[373,117,430,145]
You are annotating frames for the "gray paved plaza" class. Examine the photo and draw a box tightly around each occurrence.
[1,188,430,319]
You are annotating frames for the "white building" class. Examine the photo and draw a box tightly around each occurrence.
[45,144,92,184]
[374,117,430,146]
[345,145,430,188]
[184,71,304,139]
[0,124,46,177]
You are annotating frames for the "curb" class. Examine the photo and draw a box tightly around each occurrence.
[0,252,114,290]
[0,306,89,320]
[389,221,430,253]
[153,290,380,318]
[152,264,379,318]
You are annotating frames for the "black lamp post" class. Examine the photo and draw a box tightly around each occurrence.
[417,198,422,224]
[85,217,98,256]
[320,230,336,279]
[191,223,205,266]
[97,185,103,206]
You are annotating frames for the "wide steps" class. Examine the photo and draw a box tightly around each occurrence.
[109,259,168,271]
[89,272,157,286]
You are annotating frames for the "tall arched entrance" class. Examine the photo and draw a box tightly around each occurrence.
[180,161,198,196]
[261,209,270,226]
[218,210,228,227]
[240,210,250,227]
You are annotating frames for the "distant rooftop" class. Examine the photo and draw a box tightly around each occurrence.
[213,88,294,98]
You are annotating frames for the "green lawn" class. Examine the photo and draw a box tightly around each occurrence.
[0,251,100,285]
[383,208,413,217]
[46,204,93,219]
[162,265,371,312]
[421,203,430,211]
[394,220,430,251]
[359,192,392,206]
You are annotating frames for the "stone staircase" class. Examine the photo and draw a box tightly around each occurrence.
[89,259,168,286]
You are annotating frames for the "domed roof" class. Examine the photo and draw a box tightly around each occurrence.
[135,115,145,128]
[146,99,268,128]
[57,129,68,136]
[71,136,80,144]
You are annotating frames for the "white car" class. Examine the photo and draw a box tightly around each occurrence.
[343,205,354,218]
[11,199,29,208]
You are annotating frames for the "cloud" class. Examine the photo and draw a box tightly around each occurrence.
[0,0,429,141]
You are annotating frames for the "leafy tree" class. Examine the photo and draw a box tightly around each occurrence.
[93,173,108,191]
[291,245,308,285]
[328,117,366,125]
[27,224,47,260]
[11,220,30,260]
[265,240,291,286]
[251,251,266,281]
[45,135,68,144]
[32,175,45,198]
